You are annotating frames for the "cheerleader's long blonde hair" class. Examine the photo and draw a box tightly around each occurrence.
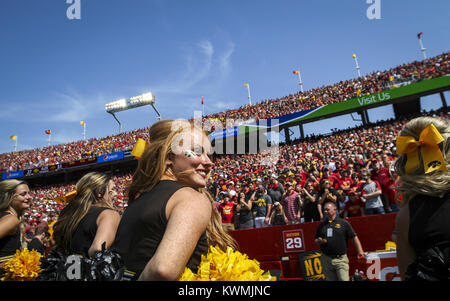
[53,172,113,253]
[127,119,238,251]
[394,116,450,204]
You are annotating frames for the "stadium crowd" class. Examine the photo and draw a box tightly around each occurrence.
[1,52,448,174]
[17,109,449,243]
[0,129,149,173]
[201,51,449,128]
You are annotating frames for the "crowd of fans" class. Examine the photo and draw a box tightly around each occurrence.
[200,51,449,129]
[1,52,448,174]
[0,128,149,173]
[18,109,449,237]
[3,50,449,248]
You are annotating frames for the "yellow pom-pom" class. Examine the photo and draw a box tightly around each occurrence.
[1,249,43,281]
[178,267,196,281]
[178,245,276,281]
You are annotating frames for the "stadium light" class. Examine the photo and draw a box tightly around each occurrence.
[105,92,161,134]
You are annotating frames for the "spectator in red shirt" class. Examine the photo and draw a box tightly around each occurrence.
[281,183,301,224]
[337,169,353,193]
[218,193,235,231]
[370,160,393,212]
[344,191,365,218]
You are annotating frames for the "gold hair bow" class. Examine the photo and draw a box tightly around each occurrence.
[396,124,447,174]
[131,138,147,159]
[55,190,77,204]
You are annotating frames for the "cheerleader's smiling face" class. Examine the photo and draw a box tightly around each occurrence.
[167,128,214,189]
[10,184,32,214]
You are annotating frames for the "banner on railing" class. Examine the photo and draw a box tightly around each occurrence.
[1,170,25,180]
[61,157,97,169]
[97,151,124,163]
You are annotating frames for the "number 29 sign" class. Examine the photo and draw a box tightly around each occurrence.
[282,229,305,253]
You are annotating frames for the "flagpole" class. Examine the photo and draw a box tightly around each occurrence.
[352,53,361,77]
[418,36,427,59]
[48,133,51,146]
[81,122,86,140]
[202,96,204,117]
[246,84,252,105]
[14,137,17,152]
[297,71,304,93]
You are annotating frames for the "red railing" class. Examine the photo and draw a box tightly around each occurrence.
[229,213,397,280]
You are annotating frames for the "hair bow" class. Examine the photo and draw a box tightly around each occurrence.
[64,190,77,203]
[396,124,447,174]
[131,138,147,159]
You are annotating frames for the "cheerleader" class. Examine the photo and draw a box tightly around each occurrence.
[52,172,120,257]
[0,179,32,267]
[395,116,450,280]
[113,120,238,280]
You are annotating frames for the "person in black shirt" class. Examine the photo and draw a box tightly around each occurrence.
[318,178,338,207]
[52,172,120,257]
[314,201,366,281]
[113,120,237,281]
[302,182,321,222]
[0,179,32,267]
[236,191,253,229]
[394,117,450,280]
[269,202,288,226]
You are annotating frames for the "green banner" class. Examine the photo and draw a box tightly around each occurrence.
[293,76,450,124]
[214,76,450,138]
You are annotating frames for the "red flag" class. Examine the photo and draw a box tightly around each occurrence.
[417,32,423,39]
[201,96,204,105]
[293,70,299,74]
[45,130,51,135]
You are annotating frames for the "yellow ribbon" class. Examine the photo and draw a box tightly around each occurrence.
[64,190,77,203]
[396,124,447,174]
[131,138,147,159]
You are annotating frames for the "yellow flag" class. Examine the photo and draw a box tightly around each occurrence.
[10,135,17,140]
[243,83,249,87]
[80,121,85,126]
[131,138,147,159]
[352,53,356,58]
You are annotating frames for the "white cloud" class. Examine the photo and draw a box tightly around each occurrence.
[198,40,214,58]
[48,89,106,123]
[161,39,233,98]
[218,41,235,76]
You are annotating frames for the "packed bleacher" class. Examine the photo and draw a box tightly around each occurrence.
[19,109,449,234]
[0,128,149,173]
[1,52,448,174]
[200,51,449,128]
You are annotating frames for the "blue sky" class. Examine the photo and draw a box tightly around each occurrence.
[0,0,449,154]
